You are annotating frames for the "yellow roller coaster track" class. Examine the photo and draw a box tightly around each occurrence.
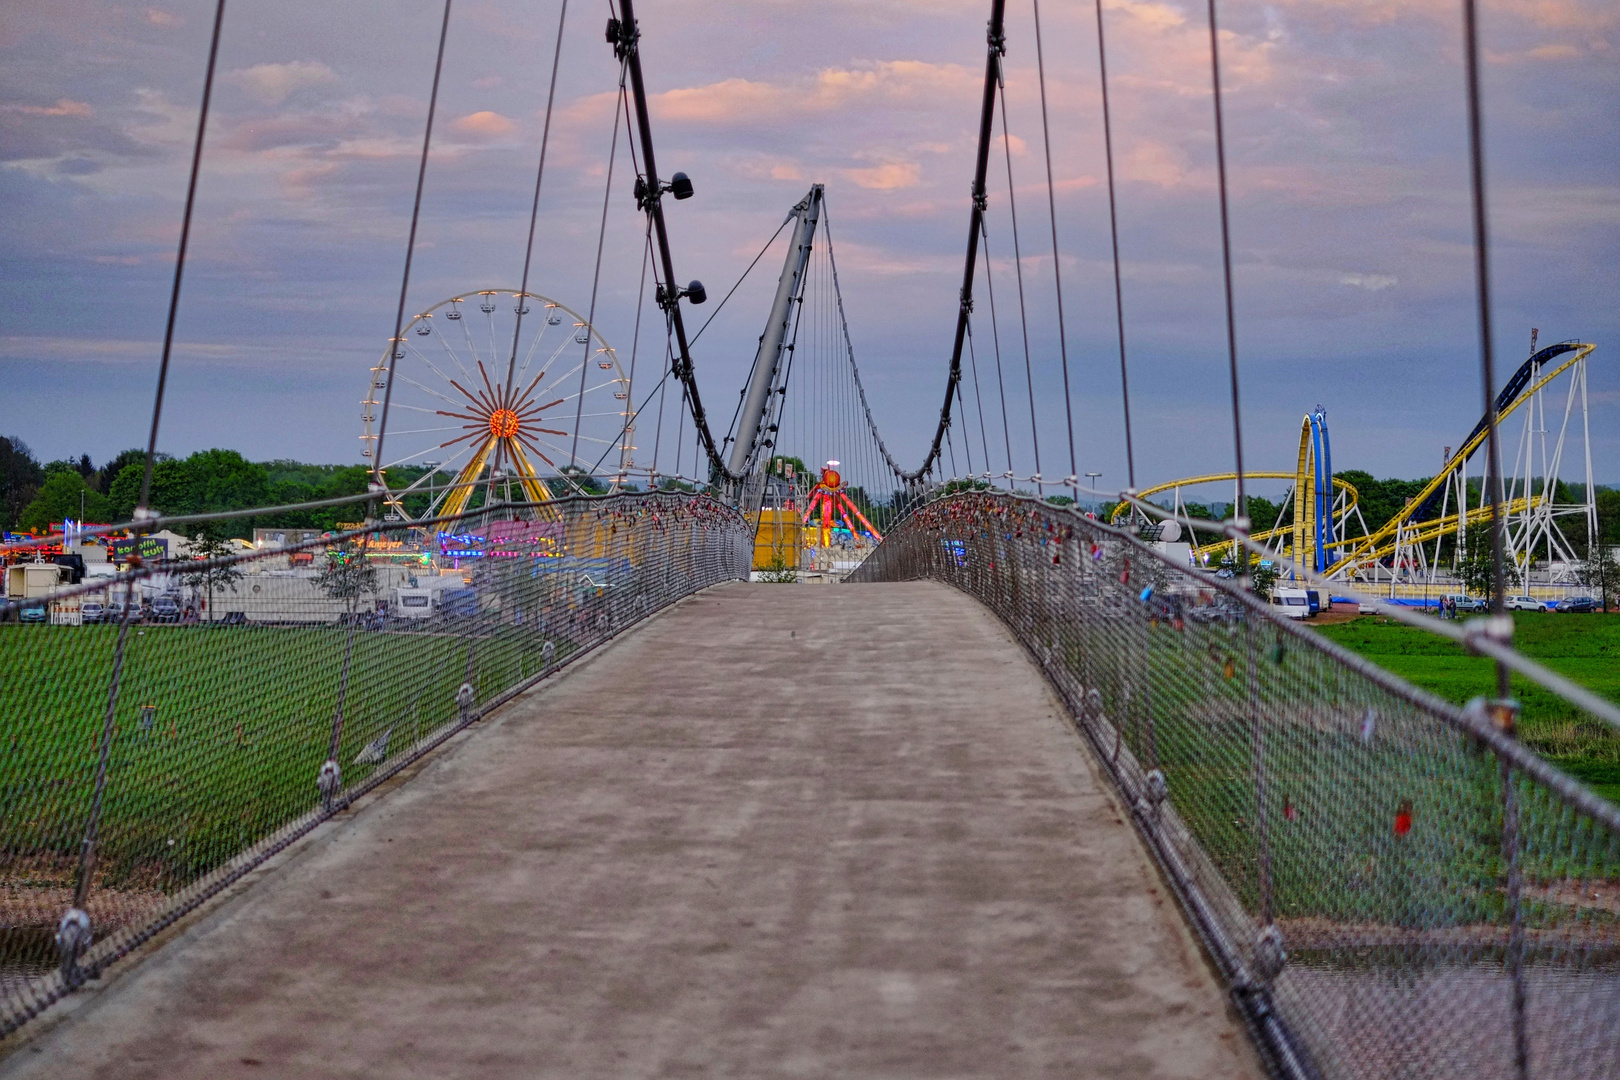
[1111,470,1360,562]
[1112,342,1593,576]
[1323,343,1592,577]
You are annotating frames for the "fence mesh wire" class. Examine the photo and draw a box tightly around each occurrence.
[0,491,749,1036]
[850,491,1620,1080]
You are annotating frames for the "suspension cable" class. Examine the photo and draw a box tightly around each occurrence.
[822,204,909,482]
[612,0,731,481]
[964,318,993,476]
[897,0,1007,483]
[568,71,629,469]
[999,72,1044,489]
[136,0,228,515]
[1030,0,1078,489]
[978,219,1015,482]
[1205,0,1247,525]
[373,0,454,492]
[1462,0,1511,656]
[620,216,654,485]
[691,213,794,346]
[1093,0,1136,491]
[502,0,569,391]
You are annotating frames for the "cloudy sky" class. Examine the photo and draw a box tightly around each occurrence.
[1,0,1615,491]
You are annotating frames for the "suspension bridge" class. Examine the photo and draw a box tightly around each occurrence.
[2,1,1616,1078]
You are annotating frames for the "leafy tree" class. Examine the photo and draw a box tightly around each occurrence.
[1597,488,1620,548]
[1219,555,1279,600]
[0,436,44,531]
[316,551,379,601]
[97,449,148,494]
[553,465,606,496]
[178,530,244,622]
[1577,546,1618,613]
[1456,527,1520,601]
[19,472,111,531]
[1243,495,1285,534]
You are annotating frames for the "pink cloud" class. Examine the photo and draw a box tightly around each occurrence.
[646,61,979,126]
[3,98,93,118]
[844,161,921,190]
[452,110,516,138]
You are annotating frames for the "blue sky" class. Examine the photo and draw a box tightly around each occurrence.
[0,0,1615,489]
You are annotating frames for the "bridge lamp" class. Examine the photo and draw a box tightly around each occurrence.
[669,171,694,200]
[680,280,707,305]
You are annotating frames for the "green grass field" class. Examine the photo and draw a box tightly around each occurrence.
[1316,612,1620,804]
[0,621,572,894]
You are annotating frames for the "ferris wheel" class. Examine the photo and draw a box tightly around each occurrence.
[360,289,635,521]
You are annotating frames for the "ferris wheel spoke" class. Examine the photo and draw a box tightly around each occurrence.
[389,401,449,415]
[456,309,486,373]
[513,312,557,386]
[379,438,471,474]
[447,376,496,415]
[485,303,499,371]
[417,335,471,391]
[393,371,464,408]
[384,425,464,436]
[529,334,577,385]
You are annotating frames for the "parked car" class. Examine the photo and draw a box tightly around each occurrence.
[105,600,127,622]
[219,611,248,626]
[150,596,182,623]
[1358,598,1380,614]
[19,599,48,624]
[1505,595,1545,612]
[80,601,106,624]
[1555,595,1598,613]
[1438,593,1487,614]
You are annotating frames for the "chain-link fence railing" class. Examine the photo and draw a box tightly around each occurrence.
[0,491,749,1036]
[850,491,1619,1080]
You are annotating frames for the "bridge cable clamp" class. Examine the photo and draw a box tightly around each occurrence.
[56,907,92,986]
[1252,923,1287,984]
[317,759,342,811]
[1462,614,1514,654]
[1464,694,1520,737]
[1144,768,1168,808]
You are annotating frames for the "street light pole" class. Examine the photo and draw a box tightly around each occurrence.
[1085,472,1102,515]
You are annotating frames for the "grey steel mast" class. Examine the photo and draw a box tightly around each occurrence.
[727,185,822,482]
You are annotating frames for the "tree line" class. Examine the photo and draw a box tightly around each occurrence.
[4,435,1615,554]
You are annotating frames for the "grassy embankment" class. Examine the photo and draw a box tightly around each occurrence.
[1317,611,1620,804]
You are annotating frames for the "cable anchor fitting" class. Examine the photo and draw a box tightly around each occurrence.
[1252,924,1287,984]
[317,758,342,811]
[56,907,92,987]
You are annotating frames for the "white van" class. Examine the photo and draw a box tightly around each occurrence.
[391,586,436,620]
[1270,588,1312,619]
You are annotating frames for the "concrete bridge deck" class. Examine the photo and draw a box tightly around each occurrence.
[4,582,1259,1079]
